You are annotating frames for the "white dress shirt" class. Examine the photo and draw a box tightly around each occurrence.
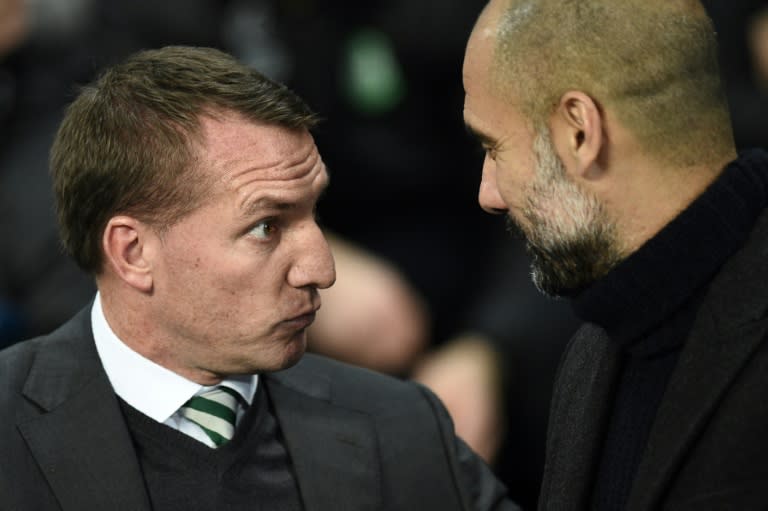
[91,293,258,447]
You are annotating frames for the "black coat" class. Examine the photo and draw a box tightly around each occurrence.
[539,209,768,509]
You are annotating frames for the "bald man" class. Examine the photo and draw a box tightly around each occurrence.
[463,0,768,509]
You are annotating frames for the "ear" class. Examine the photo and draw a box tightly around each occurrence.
[549,91,604,180]
[102,216,156,292]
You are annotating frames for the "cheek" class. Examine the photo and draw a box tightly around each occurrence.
[159,235,288,308]
[496,164,528,204]
[201,255,283,308]
[157,241,236,300]
[163,247,211,284]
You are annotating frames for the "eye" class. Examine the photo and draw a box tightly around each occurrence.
[249,220,277,240]
[484,146,498,161]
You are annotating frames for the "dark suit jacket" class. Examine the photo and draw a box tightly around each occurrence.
[0,308,517,511]
[538,210,768,510]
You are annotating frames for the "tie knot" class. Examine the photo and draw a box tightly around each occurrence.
[180,386,242,447]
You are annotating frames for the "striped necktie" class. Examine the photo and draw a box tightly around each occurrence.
[180,386,242,447]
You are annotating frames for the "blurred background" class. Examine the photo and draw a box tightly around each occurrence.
[0,0,765,507]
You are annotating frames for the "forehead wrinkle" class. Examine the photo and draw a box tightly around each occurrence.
[236,156,327,218]
[225,144,319,189]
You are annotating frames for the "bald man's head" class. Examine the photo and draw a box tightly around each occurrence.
[467,0,734,167]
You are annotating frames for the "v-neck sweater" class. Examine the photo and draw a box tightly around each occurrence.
[119,382,304,511]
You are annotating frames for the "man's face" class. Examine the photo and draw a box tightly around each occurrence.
[463,14,621,296]
[147,113,335,379]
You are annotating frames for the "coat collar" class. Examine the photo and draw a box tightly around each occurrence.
[18,307,152,511]
[538,324,621,510]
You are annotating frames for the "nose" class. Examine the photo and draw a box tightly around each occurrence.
[287,222,336,290]
[478,157,507,215]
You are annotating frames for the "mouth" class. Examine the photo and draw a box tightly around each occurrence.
[282,307,320,330]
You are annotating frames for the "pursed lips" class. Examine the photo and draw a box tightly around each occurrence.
[281,305,321,329]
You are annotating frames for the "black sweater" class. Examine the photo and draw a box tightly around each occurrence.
[119,383,304,511]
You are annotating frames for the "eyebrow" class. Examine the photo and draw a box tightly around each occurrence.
[242,197,295,216]
[464,122,498,148]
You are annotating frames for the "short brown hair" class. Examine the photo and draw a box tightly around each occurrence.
[50,46,319,273]
[490,0,734,167]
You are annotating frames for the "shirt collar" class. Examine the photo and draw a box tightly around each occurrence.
[91,292,258,423]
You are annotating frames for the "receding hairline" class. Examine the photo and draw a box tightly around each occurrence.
[189,109,331,216]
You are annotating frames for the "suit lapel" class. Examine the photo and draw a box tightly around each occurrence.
[17,309,150,511]
[265,363,380,511]
[540,324,621,510]
[628,212,768,510]
[627,315,768,510]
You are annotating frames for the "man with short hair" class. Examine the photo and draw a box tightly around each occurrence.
[463,0,768,509]
[0,46,517,511]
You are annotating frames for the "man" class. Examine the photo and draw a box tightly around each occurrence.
[463,0,768,509]
[0,46,517,511]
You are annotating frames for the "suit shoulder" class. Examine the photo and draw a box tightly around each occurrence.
[291,352,421,395]
[0,307,92,390]
[0,336,47,387]
[280,353,432,413]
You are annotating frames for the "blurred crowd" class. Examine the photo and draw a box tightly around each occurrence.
[0,0,765,507]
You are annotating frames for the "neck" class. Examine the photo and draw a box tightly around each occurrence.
[609,151,737,256]
[573,147,768,340]
[97,283,226,386]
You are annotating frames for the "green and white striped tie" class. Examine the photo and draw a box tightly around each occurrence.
[180,386,242,447]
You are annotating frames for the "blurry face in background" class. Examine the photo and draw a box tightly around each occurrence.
[146,113,335,381]
[463,10,622,296]
[749,9,768,88]
[0,0,26,58]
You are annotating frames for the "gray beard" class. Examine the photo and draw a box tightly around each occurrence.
[508,215,622,297]
[508,131,624,297]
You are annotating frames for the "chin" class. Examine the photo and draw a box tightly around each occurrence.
[280,342,307,370]
[262,333,308,373]
[227,330,309,375]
